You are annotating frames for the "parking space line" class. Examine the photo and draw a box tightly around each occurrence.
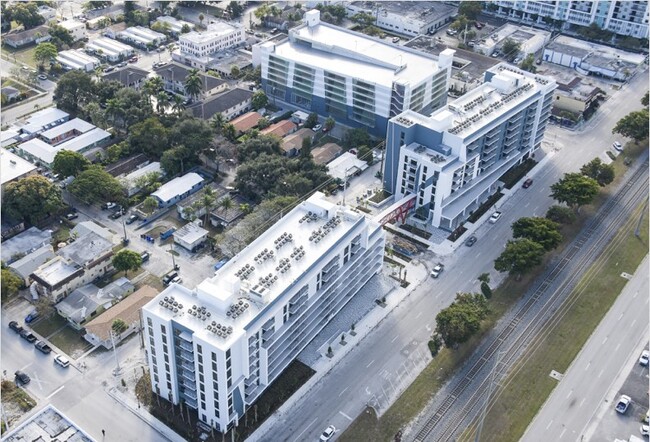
[546,420,553,430]
[366,360,375,368]
[47,385,65,399]
[339,411,353,421]
[338,387,348,397]
[292,417,317,442]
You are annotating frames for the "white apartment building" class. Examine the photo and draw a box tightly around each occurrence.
[117,26,167,49]
[345,1,456,36]
[86,37,134,62]
[142,192,385,431]
[56,50,101,73]
[487,1,649,39]
[58,20,87,42]
[253,10,454,137]
[179,22,245,58]
[384,63,556,231]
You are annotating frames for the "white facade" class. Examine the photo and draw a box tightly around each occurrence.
[384,63,556,231]
[117,26,167,48]
[487,1,649,39]
[345,1,455,36]
[179,22,245,58]
[142,192,385,431]
[253,10,455,136]
[57,50,101,73]
[86,37,134,62]
[59,20,87,42]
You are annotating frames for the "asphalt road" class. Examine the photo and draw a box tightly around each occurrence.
[250,67,649,441]
[522,256,649,441]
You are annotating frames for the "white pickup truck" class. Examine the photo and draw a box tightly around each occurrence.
[430,263,444,278]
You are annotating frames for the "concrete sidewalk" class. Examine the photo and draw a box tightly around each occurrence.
[247,257,430,442]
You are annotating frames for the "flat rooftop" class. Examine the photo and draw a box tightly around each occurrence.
[1,149,36,184]
[551,35,647,66]
[18,108,69,134]
[271,20,443,89]
[2,405,93,442]
[182,21,241,43]
[351,1,454,22]
[34,256,81,285]
[145,193,370,350]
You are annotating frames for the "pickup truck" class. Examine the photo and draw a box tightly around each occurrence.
[431,263,444,278]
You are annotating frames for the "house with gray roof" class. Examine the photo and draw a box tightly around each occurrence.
[8,245,56,286]
[188,88,253,120]
[3,25,51,48]
[102,66,149,89]
[153,63,228,99]
[1,227,52,264]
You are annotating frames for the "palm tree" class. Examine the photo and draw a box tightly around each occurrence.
[220,197,234,225]
[184,69,202,101]
[167,43,177,61]
[171,94,185,115]
[105,98,124,129]
[200,187,218,227]
[143,77,163,98]
[239,203,251,215]
[156,90,170,114]
[211,113,225,134]
[198,13,205,28]
[94,66,103,82]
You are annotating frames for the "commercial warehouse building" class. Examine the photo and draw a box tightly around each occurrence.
[86,37,134,62]
[384,63,556,231]
[345,1,455,36]
[116,26,166,49]
[253,10,454,137]
[56,50,101,73]
[142,192,385,431]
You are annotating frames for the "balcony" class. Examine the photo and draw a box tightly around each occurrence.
[181,370,196,382]
[179,341,193,352]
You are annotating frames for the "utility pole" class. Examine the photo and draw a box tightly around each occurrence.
[635,198,648,237]
[110,329,121,376]
[170,243,178,270]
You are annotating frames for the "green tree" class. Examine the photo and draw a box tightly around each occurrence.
[83,1,112,11]
[184,69,202,101]
[52,150,90,178]
[435,292,489,348]
[458,1,483,20]
[2,175,64,224]
[211,113,226,134]
[304,112,319,129]
[142,196,159,214]
[48,24,75,49]
[342,127,372,149]
[357,145,373,164]
[494,238,546,279]
[34,42,58,69]
[181,23,192,33]
[198,13,205,27]
[511,217,562,251]
[112,249,142,276]
[143,76,164,98]
[111,318,128,334]
[69,166,126,205]
[324,117,335,132]
[501,38,521,61]
[161,146,194,176]
[198,187,218,227]
[450,14,469,32]
[642,92,649,108]
[170,118,214,155]
[9,3,44,29]
[219,196,234,223]
[351,12,375,27]
[257,117,270,129]
[230,65,241,78]
[223,123,237,141]
[519,54,537,73]
[171,94,185,115]
[480,282,492,299]
[546,205,577,225]
[237,135,282,162]
[128,117,169,157]
[155,90,171,114]
[1,268,23,298]
[550,172,600,211]
[251,90,269,110]
[226,1,243,18]
[580,158,615,187]
[612,109,649,142]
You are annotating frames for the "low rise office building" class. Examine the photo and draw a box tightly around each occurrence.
[384,63,556,231]
[253,10,454,137]
[142,192,385,431]
[345,1,455,36]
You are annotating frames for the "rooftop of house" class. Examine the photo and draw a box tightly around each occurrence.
[281,128,314,153]
[153,63,226,90]
[16,107,69,134]
[311,142,342,165]
[177,183,228,209]
[103,66,150,85]
[55,278,134,324]
[3,25,50,43]
[84,285,158,342]
[8,245,56,279]
[144,192,371,350]
[188,88,253,120]
[1,405,93,442]
[57,232,113,266]
[151,172,204,203]
[231,111,263,132]
[260,119,296,138]
[173,221,209,245]
[1,149,37,185]
[1,227,52,264]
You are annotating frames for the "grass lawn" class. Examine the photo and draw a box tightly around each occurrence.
[52,226,71,247]
[462,199,649,442]
[136,273,164,292]
[341,140,649,441]
[1,45,38,68]
[48,326,94,358]
[30,314,68,340]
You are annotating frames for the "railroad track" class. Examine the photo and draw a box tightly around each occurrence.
[410,161,649,442]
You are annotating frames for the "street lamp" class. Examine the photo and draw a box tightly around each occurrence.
[110,328,121,376]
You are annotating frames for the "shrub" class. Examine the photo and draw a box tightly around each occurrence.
[480,281,492,299]
[428,335,443,357]
[546,205,577,225]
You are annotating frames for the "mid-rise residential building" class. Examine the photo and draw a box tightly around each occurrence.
[142,192,385,431]
[153,63,228,99]
[58,19,87,42]
[345,1,456,36]
[487,1,649,39]
[179,22,245,58]
[253,10,455,137]
[384,63,556,231]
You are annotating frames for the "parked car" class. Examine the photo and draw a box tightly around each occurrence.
[522,178,533,188]
[489,211,502,224]
[102,202,117,210]
[642,425,649,437]
[465,235,477,247]
[446,29,457,36]
[392,36,400,43]
[313,124,322,131]
[128,56,138,63]
[109,210,123,220]
[162,272,178,285]
[613,141,623,152]
[54,354,71,368]
[9,321,23,333]
[140,251,150,262]
[214,258,229,270]
[117,61,127,67]
[125,214,139,224]
[38,74,47,80]
[474,21,484,29]
[20,330,37,343]
[640,350,649,366]
[430,263,444,278]
[320,425,336,441]
[171,275,182,284]
[35,340,52,354]
[615,395,631,414]
[15,370,30,385]
[65,213,79,220]
[25,310,39,323]
[103,66,114,73]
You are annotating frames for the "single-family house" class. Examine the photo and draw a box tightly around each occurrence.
[209,193,248,227]
[37,5,57,22]
[155,16,194,36]
[119,162,163,196]
[153,63,227,99]
[3,26,51,49]
[55,278,135,329]
[231,111,263,134]
[83,285,158,348]
[151,172,204,208]
[8,245,56,287]
[58,20,87,42]
[1,150,37,195]
[260,120,297,138]
[102,66,149,89]
[189,88,253,121]
[281,128,314,157]
[71,221,114,243]
[311,142,342,165]
[173,221,209,252]
[2,87,20,102]
[1,227,52,264]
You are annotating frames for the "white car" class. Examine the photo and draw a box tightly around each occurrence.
[320,425,336,441]
[613,141,623,152]
[313,124,322,131]
[489,211,502,224]
[615,394,631,414]
[640,350,649,366]
[641,425,649,436]
[54,354,70,368]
